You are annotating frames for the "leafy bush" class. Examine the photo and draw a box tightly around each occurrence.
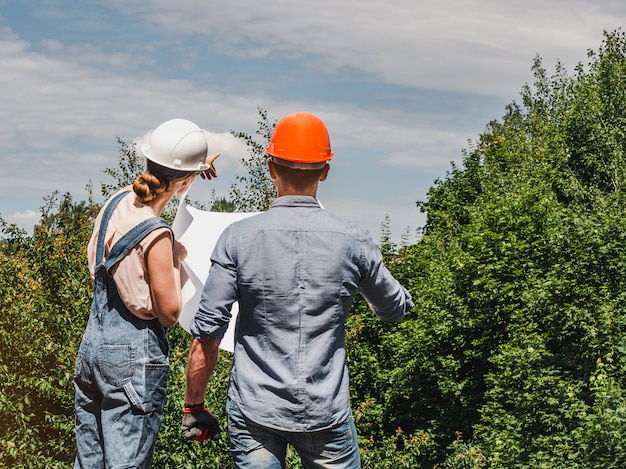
[0,193,96,467]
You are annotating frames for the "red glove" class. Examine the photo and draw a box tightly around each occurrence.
[181,402,220,441]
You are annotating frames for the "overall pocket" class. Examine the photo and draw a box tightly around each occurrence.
[99,344,136,386]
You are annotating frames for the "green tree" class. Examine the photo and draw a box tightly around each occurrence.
[377,29,626,467]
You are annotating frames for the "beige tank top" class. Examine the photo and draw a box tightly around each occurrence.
[87,188,172,320]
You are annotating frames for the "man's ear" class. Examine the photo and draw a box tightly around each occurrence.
[268,159,278,180]
[319,164,330,182]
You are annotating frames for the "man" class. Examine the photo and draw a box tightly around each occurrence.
[182,111,414,468]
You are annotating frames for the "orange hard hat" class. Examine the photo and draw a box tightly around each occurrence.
[266,112,334,165]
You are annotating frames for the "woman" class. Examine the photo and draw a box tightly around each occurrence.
[73,119,219,468]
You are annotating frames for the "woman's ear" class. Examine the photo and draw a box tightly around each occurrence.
[174,174,195,194]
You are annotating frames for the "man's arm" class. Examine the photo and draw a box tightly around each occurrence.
[181,337,221,441]
[185,337,221,404]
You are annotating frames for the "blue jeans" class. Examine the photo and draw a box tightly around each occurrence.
[226,399,361,469]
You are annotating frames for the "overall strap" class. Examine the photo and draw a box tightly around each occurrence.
[95,190,131,268]
[105,217,172,271]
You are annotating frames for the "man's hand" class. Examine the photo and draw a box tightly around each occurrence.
[181,403,220,441]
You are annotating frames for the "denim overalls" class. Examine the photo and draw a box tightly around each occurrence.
[74,191,172,469]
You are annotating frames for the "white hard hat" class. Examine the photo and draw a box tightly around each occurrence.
[141,119,210,172]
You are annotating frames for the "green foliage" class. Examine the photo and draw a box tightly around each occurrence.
[210,195,237,213]
[0,192,96,468]
[441,433,488,469]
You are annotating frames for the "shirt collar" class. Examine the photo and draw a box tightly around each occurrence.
[270,195,321,209]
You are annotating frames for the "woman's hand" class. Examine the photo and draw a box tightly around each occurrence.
[200,152,220,180]
[173,239,188,268]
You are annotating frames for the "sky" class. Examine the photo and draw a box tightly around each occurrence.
[0,1,624,244]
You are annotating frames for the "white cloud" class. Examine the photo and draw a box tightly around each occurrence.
[103,0,624,97]
[3,210,39,233]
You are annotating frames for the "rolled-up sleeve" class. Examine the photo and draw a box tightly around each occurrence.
[357,237,414,324]
[190,228,239,339]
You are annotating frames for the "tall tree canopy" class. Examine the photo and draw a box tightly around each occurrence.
[371,28,626,467]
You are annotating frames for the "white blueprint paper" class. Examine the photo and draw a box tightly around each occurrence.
[171,203,259,352]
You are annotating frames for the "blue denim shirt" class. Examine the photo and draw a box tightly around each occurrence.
[191,196,414,432]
